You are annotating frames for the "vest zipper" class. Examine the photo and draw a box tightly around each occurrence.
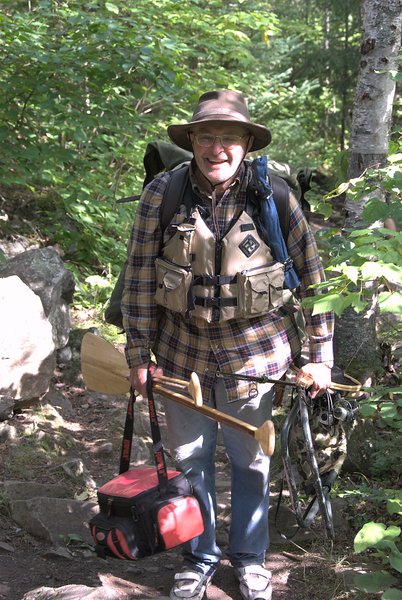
[241,260,278,274]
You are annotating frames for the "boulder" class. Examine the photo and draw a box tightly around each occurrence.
[10,497,98,545]
[0,246,75,349]
[0,276,55,399]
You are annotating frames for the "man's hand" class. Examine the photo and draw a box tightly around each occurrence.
[130,362,163,398]
[296,363,332,398]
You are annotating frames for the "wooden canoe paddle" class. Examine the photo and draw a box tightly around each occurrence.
[80,332,275,456]
[81,332,130,394]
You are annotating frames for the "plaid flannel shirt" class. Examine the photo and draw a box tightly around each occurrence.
[122,161,334,403]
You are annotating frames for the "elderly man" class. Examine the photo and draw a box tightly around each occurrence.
[122,90,334,600]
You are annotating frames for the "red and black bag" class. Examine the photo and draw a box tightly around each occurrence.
[89,368,204,559]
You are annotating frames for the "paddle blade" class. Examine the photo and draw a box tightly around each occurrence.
[81,332,130,394]
[255,420,275,457]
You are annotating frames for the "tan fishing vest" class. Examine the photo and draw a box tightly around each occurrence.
[154,207,285,322]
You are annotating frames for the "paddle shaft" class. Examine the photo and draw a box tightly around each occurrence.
[153,383,275,456]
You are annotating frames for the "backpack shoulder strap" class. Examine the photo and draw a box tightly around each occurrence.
[160,164,190,232]
[268,171,290,241]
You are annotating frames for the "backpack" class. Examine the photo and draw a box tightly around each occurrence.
[104,142,313,330]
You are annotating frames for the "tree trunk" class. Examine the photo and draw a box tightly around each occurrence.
[346,0,402,216]
[335,0,402,377]
[333,307,380,377]
[340,0,350,152]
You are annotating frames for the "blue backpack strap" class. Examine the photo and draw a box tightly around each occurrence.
[252,156,300,290]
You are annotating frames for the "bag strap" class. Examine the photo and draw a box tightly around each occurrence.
[118,373,169,494]
[146,366,169,494]
[119,387,136,474]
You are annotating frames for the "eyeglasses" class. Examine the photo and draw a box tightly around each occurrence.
[192,133,248,148]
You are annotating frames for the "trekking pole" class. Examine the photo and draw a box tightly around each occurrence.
[281,388,335,540]
[215,370,313,389]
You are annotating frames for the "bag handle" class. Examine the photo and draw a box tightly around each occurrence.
[119,387,136,474]
[146,364,169,494]
[118,367,169,495]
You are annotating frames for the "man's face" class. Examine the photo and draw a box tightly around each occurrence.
[190,123,253,191]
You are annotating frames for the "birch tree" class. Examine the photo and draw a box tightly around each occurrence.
[346,0,402,214]
[334,0,402,376]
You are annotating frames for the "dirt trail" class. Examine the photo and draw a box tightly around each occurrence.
[0,347,366,600]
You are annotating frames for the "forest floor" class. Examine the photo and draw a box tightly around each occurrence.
[0,192,396,599]
[0,317,377,600]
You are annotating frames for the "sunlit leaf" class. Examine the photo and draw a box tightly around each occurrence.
[105,2,119,14]
[388,153,402,163]
[342,265,359,284]
[309,294,347,316]
[378,291,402,314]
[354,523,401,553]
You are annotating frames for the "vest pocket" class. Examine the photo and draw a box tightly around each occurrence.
[237,262,285,317]
[154,257,192,314]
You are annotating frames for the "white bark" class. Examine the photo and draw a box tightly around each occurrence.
[335,0,402,377]
[348,0,402,183]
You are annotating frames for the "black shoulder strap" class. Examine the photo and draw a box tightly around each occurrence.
[268,171,290,241]
[160,164,190,232]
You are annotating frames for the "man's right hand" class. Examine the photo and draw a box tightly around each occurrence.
[130,362,163,398]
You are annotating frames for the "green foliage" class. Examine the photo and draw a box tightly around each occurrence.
[302,145,402,317]
[353,494,402,599]
[0,0,360,286]
[359,386,402,431]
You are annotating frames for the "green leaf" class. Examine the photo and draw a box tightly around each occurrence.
[387,498,402,516]
[342,265,359,284]
[324,180,350,199]
[309,293,346,316]
[378,292,402,314]
[360,402,377,417]
[354,571,398,593]
[388,153,402,164]
[362,198,391,222]
[349,292,367,313]
[354,523,401,553]
[389,549,402,574]
[361,261,380,280]
[105,2,119,14]
[382,588,402,600]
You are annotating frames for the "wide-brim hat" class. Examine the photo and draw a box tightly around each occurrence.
[167,90,271,152]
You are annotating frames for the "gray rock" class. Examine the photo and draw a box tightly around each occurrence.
[54,459,97,489]
[0,246,75,349]
[93,442,114,457]
[42,388,73,414]
[0,480,70,502]
[0,541,15,553]
[57,345,73,364]
[0,395,14,421]
[10,497,98,544]
[22,584,126,600]
[0,275,55,400]
[0,422,17,441]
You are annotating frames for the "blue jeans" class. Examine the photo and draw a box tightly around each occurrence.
[163,376,274,574]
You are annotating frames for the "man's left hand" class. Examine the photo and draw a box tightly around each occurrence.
[296,363,332,398]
